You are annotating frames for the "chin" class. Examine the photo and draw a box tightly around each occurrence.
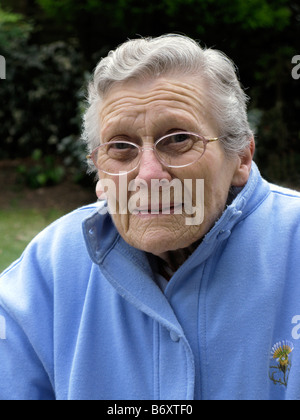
[112,213,207,255]
[128,229,202,256]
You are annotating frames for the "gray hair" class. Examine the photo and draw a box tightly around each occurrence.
[82,34,253,172]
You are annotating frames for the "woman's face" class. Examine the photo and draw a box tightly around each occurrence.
[98,75,248,256]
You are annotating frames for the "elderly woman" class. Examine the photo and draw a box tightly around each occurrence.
[0,35,300,401]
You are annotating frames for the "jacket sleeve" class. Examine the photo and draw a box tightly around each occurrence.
[0,243,55,400]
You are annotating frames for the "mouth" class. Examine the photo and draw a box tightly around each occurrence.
[132,203,183,216]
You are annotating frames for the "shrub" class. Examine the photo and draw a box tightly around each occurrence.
[0,40,85,159]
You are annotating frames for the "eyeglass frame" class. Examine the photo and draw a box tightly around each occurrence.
[86,131,220,176]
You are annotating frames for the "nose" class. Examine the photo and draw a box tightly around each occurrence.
[135,148,172,185]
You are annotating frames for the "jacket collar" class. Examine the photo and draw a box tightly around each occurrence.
[203,161,270,244]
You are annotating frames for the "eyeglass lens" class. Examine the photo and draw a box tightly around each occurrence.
[92,133,206,174]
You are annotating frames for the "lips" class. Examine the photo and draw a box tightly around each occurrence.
[133,203,183,215]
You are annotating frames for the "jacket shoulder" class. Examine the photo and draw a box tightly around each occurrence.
[269,183,300,199]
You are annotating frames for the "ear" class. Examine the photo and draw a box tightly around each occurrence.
[231,137,255,187]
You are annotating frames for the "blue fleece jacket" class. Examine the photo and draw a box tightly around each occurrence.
[1,162,300,400]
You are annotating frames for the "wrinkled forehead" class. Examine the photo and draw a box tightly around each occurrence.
[99,76,213,136]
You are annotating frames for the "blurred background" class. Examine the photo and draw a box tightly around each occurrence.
[0,0,300,271]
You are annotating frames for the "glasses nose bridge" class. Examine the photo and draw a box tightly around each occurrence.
[141,145,155,152]
[139,144,162,165]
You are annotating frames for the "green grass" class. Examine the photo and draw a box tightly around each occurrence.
[0,207,65,273]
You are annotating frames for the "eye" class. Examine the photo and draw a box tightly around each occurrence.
[106,141,139,161]
[163,132,191,144]
[109,142,132,150]
[172,133,190,143]
[157,132,194,155]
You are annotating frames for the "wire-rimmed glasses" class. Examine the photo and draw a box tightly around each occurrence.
[87,131,219,175]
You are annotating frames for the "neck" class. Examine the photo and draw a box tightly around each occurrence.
[157,240,201,279]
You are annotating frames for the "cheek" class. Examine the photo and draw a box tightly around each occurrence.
[99,174,130,209]
[185,159,234,219]
[202,162,236,213]
[105,174,134,234]
[204,172,226,202]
